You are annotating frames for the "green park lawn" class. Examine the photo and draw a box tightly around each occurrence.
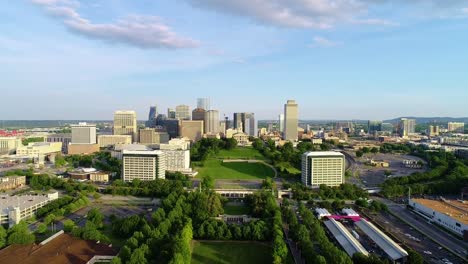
[223,204,250,215]
[276,161,301,175]
[217,147,266,160]
[191,241,272,264]
[195,159,275,180]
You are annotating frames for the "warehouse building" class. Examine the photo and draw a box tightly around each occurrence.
[409,198,468,240]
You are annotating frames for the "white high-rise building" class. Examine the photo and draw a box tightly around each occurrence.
[278,114,284,133]
[122,150,166,182]
[160,139,191,173]
[284,100,298,141]
[114,111,137,142]
[302,151,345,187]
[71,123,96,144]
[448,122,465,134]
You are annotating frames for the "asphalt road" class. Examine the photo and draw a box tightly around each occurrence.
[374,197,468,262]
[363,210,462,264]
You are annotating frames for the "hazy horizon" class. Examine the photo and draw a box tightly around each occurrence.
[1,1,467,120]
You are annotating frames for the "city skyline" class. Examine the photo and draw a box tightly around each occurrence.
[1,1,468,120]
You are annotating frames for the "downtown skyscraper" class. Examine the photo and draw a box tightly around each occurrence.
[284,100,298,142]
[146,106,158,128]
[233,112,257,137]
[114,110,137,142]
[197,98,210,111]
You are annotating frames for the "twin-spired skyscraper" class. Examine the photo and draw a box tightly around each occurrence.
[284,100,298,142]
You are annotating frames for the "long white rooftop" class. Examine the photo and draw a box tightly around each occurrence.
[115,144,152,151]
[0,195,51,215]
[355,219,408,260]
[122,150,163,155]
[303,151,344,157]
[324,218,368,257]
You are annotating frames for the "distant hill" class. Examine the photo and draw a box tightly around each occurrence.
[383,117,468,124]
[260,118,468,125]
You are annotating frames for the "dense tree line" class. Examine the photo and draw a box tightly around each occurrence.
[190,137,238,161]
[355,199,388,213]
[108,187,289,263]
[64,152,122,178]
[243,191,288,263]
[0,221,35,248]
[382,150,468,197]
[291,183,369,201]
[36,195,74,218]
[379,143,412,154]
[282,204,352,263]
[6,169,97,195]
[252,139,334,176]
[110,191,195,263]
[195,219,269,241]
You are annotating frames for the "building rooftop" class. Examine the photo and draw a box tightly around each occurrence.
[412,198,468,225]
[98,134,131,138]
[115,144,152,151]
[29,142,50,147]
[0,194,52,215]
[356,219,408,261]
[122,150,163,155]
[303,151,344,157]
[324,219,368,257]
[0,233,116,264]
[114,110,136,114]
[71,122,96,127]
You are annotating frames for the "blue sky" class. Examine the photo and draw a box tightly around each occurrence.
[1,0,467,120]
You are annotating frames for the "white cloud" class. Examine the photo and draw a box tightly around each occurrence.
[309,36,340,48]
[352,18,399,27]
[32,0,199,49]
[186,0,468,29]
[185,0,393,29]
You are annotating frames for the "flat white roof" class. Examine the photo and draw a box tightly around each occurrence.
[356,219,408,260]
[324,219,369,257]
[315,208,331,215]
[304,151,344,157]
[0,195,51,215]
[122,150,163,155]
[342,208,359,216]
[116,144,152,151]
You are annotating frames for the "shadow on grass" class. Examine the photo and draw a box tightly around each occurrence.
[220,162,274,179]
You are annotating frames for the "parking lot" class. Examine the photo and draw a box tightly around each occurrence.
[347,152,426,187]
[59,195,159,229]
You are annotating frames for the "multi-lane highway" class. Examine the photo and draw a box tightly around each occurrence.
[374,197,468,262]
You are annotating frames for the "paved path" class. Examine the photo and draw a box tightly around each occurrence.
[283,225,304,264]
[375,197,468,262]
